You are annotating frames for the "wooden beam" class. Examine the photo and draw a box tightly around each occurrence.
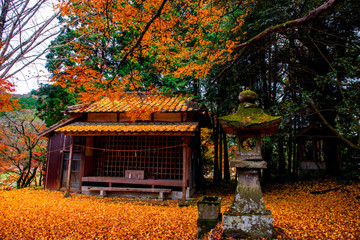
[38,115,81,137]
[64,137,74,197]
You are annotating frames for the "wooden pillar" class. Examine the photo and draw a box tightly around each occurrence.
[64,137,74,197]
[186,141,191,188]
[182,137,191,201]
[79,149,85,192]
[182,137,187,201]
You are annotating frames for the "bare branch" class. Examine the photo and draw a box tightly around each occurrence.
[213,0,343,97]
[0,0,60,81]
[277,77,360,150]
[232,0,341,51]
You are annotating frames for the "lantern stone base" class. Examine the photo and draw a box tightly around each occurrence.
[223,211,273,239]
[222,169,273,239]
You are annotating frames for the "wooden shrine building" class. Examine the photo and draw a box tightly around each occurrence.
[39,93,209,200]
[292,124,341,177]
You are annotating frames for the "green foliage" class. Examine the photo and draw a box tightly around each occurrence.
[201,0,360,178]
[17,94,38,110]
[33,84,77,127]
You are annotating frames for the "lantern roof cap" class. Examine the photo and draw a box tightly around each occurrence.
[219,90,282,135]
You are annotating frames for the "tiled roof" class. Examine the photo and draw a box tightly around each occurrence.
[66,93,200,113]
[55,122,198,134]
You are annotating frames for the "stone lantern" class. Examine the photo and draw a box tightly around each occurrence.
[219,90,281,239]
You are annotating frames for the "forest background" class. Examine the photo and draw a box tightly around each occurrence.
[1,0,360,187]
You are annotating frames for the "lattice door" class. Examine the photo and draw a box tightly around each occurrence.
[93,136,183,180]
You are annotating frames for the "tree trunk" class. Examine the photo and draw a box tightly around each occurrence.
[21,149,33,188]
[39,166,43,187]
[223,130,230,181]
[193,78,199,96]
[278,137,286,174]
[0,0,10,42]
[263,144,273,180]
[294,143,299,177]
[218,122,223,182]
[288,140,293,175]
[212,115,219,184]
[23,167,38,188]
[323,138,340,176]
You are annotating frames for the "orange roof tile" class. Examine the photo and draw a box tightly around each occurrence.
[55,122,198,135]
[66,93,199,113]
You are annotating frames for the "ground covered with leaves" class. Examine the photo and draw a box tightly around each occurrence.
[207,178,360,239]
[0,178,359,239]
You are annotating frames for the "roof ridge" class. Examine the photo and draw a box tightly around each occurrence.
[67,92,199,113]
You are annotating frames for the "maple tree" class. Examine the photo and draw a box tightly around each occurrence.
[52,0,342,101]
[51,0,250,103]
[0,110,47,188]
[0,78,17,111]
[0,0,60,111]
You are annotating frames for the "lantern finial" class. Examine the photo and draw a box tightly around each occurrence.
[238,90,258,103]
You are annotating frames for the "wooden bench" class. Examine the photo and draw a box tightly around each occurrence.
[82,176,182,187]
[87,187,172,200]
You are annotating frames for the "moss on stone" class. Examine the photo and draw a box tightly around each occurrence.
[238,90,258,103]
[219,103,281,128]
[198,196,221,204]
[239,90,258,99]
[197,217,222,238]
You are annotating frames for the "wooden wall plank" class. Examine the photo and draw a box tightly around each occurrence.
[44,133,65,190]
[119,113,131,122]
[154,113,182,122]
[87,113,117,122]
[85,136,94,157]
